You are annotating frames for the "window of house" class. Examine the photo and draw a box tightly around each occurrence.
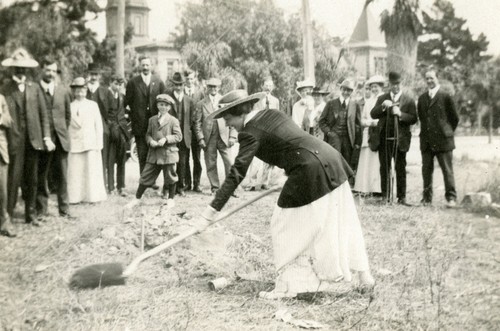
[374,57,386,75]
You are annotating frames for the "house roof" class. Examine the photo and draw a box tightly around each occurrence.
[348,5,386,49]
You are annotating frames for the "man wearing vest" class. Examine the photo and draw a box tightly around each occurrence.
[125,56,166,179]
[37,58,72,219]
[319,79,362,173]
[168,72,196,196]
[86,63,115,191]
[1,48,52,226]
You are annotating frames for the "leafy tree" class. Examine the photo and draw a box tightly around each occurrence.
[174,0,344,108]
[0,0,102,83]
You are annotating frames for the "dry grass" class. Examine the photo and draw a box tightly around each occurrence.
[0,158,499,330]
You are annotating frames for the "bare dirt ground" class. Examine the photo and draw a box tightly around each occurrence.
[0,137,499,330]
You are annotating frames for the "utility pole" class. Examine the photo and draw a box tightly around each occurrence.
[116,0,126,77]
[301,0,315,82]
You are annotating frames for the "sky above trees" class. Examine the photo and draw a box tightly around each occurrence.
[84,0,500,55]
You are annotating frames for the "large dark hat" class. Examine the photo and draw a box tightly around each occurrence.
[170,72,186,84]
[1,48,39,68]
[388,71,401,84]
[87,63,101,74]
[211,90,266,119]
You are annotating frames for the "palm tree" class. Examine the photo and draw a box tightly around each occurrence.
[365,0,422,82]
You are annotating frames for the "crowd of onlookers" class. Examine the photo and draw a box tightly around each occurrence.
[0,47,460,239]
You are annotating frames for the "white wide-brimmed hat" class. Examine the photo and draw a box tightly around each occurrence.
[1,48,39,68]
[367,75,386,86]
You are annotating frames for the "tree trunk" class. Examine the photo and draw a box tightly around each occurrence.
[385,31,418,83]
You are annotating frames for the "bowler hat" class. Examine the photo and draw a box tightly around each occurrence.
[206,77,221,87]
[211,90,266,119]
[339,79,355,91]
[388,71,401,84]
[70,77,87,88]
[87,63,101,74]
[170,72,185,84]
[156,94,176,106]
[1,48,39,68]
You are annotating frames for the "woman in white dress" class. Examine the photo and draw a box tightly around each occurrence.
[354,75,385,195]
[67,77,107,203]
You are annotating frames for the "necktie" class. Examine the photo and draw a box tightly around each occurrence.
[266,96,270,110]
[342,100,346,109]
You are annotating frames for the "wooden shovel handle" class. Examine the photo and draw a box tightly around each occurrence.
[123,186,281,276]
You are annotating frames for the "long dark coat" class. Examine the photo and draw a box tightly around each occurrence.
[210,109,353,211]
[39,83,71,152]
[417,90,459,153]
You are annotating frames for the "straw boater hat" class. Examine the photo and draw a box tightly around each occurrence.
[70,77,86,88]
[367,75,385,87]
[339,79,355,91]
[211,90,266,119]
[156,94,175,106]
[170,72,185,84]
[1,48,39,68]
[295,79,314,93]
[206,77,221,87]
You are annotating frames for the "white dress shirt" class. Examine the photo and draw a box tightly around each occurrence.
[40,80,55,96]
[428,85,440,99]
[141,73,151,86]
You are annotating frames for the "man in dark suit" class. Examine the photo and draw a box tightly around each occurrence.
[36,58,72,219]
[1,48,52,225]
[371,72,417,205]
[0,94,16,237]
[86,63,115,191]
[319,79,362,172]
[184,69,204,192]
[108,75,131,196]
[418,70,459,207]
[167,72,196,196]
[125,56,166,176]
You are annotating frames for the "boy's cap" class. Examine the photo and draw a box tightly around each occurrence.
[156,94,175,105]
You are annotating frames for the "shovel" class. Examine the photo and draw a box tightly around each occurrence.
[69,187,280,289]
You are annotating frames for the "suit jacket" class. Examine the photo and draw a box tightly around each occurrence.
[39,82,71,152]
[68,99,103,153]
[318,98,362,147]
[0,94,12,164]
[125,74,166,137]
[146,114,183,164]
[370,92,417,152]
[417,89,459,152]
[108,92,132,142]
[211,109,353,211]
[194,95,237,146]
[167,92,195,149]
[2,80,50,154]
[87,85,114,135]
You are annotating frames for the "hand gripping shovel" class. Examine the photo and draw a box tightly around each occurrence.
[69,187,280,289]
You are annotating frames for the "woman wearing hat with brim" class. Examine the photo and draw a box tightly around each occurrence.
[307,87,330,140]
[292,80,314,130]
[66,77,107,204]
[194,89,375,299]
[354,75,385,195]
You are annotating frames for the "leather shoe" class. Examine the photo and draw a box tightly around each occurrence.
[59,211,76,220]
[192,186,203,193]
[0,221,17,238]
[27,219,42,227]
[261,184,269,190]
[151,184,160,190]
[420,199,432,206]
[397,199,412,207]
[176,190,186,197]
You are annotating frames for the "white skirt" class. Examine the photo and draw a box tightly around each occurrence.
[67,150,107,204]
[354,146,381,194]
[271,181,370,294]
